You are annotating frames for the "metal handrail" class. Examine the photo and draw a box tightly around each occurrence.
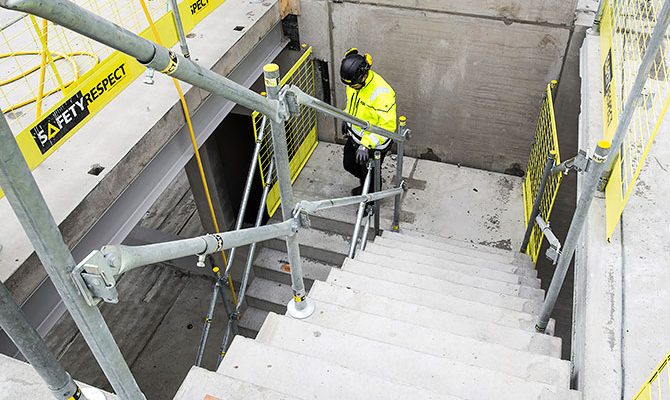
[223,116,268,280]
[194,117,269,366]
[73,186,406,303]
[520,153,557,254]
[348,163,373,259]
[0,0,411,396]
[218,159,276,364]
[535,0,670,332]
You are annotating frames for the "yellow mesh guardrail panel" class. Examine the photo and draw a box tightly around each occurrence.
[632,352,670,400]
[522,81,562,265]
[252,46,318,217]
[0,0,227,198]
[600,0,670,239]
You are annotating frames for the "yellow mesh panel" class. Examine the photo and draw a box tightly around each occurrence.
[252,46,318,217]
[522,81,563,265]
[632,352,670,400]
[600,0,670,239]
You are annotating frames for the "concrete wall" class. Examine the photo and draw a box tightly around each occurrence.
[299,0,578,173]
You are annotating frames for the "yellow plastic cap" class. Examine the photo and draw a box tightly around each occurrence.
[598,140,611,149]
[263,64,279,73]
[212,267,220,273]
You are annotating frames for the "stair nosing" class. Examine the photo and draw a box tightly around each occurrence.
[345,257,544,300]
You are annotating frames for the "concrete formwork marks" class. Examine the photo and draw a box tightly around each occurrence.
[299,0,574,173]
[337,0,578,26]
[330,2,569,172]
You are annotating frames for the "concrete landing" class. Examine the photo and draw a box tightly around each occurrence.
[293,142,525,251]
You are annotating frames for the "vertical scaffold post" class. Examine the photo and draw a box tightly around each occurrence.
[536,141,611,332]
[392,116,407,232]
[373,150,382,236]
[0,111,146,399]
[0,281,85,400]
[263,64,315,319]
[520,151,556,254]
[168,0,190,59]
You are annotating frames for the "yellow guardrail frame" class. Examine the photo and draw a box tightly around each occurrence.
[1,0,226,198]
[522,81,562,265]
[252,46,318,218]
[632,352,670,400]
[601,0,670,239]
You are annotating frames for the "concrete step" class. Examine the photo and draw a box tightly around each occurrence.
[344,258,544,301]
[237,306,268,339]
[219,336,458,400]
[341,261,542,312]
[329,267,542,319]
[383,230,532,267]
[374,236,536,274]
[253,247,332,288]
[265,227,350,266]
[258,313,574,398]
[356,247,541,288]
[393,228,527,258]
[309,281,560,357]
[294,301,568,386]
[354,250,544,299]
[174,366,299,399]
[367,240,537,278]
[244,278,292,315]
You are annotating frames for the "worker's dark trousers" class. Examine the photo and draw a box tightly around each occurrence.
[343,137,390,191]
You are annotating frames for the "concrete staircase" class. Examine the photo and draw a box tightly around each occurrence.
[174,229,581,399]
[235,212,371,338]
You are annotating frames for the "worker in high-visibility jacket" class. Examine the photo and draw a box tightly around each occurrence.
[340,48,397,195]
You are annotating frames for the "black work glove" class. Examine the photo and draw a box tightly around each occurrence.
[355,144,369,165]
[341,121,348,136]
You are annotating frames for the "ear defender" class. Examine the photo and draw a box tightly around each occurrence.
[344,48,360,58]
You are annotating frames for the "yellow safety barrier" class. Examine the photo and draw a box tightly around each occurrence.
[0,0,227,198]
[522,81,562,265]
[600,0,670,239]
[632,352,670,400]
[252,46,318,217]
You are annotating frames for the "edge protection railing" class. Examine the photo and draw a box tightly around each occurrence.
[348,162,373,259]
[520,80,563,265]
[0,0,411,396]
[535,0,670,333]
[632,352,670,400]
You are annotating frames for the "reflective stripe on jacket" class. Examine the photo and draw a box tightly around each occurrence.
[345,71,397,150]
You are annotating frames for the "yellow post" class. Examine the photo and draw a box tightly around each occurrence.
[31,17,47,117]
[29,16,67,117]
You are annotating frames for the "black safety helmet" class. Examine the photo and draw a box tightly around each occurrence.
[340,48,372,86]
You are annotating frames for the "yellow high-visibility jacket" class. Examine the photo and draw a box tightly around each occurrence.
[345,71,397,150]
